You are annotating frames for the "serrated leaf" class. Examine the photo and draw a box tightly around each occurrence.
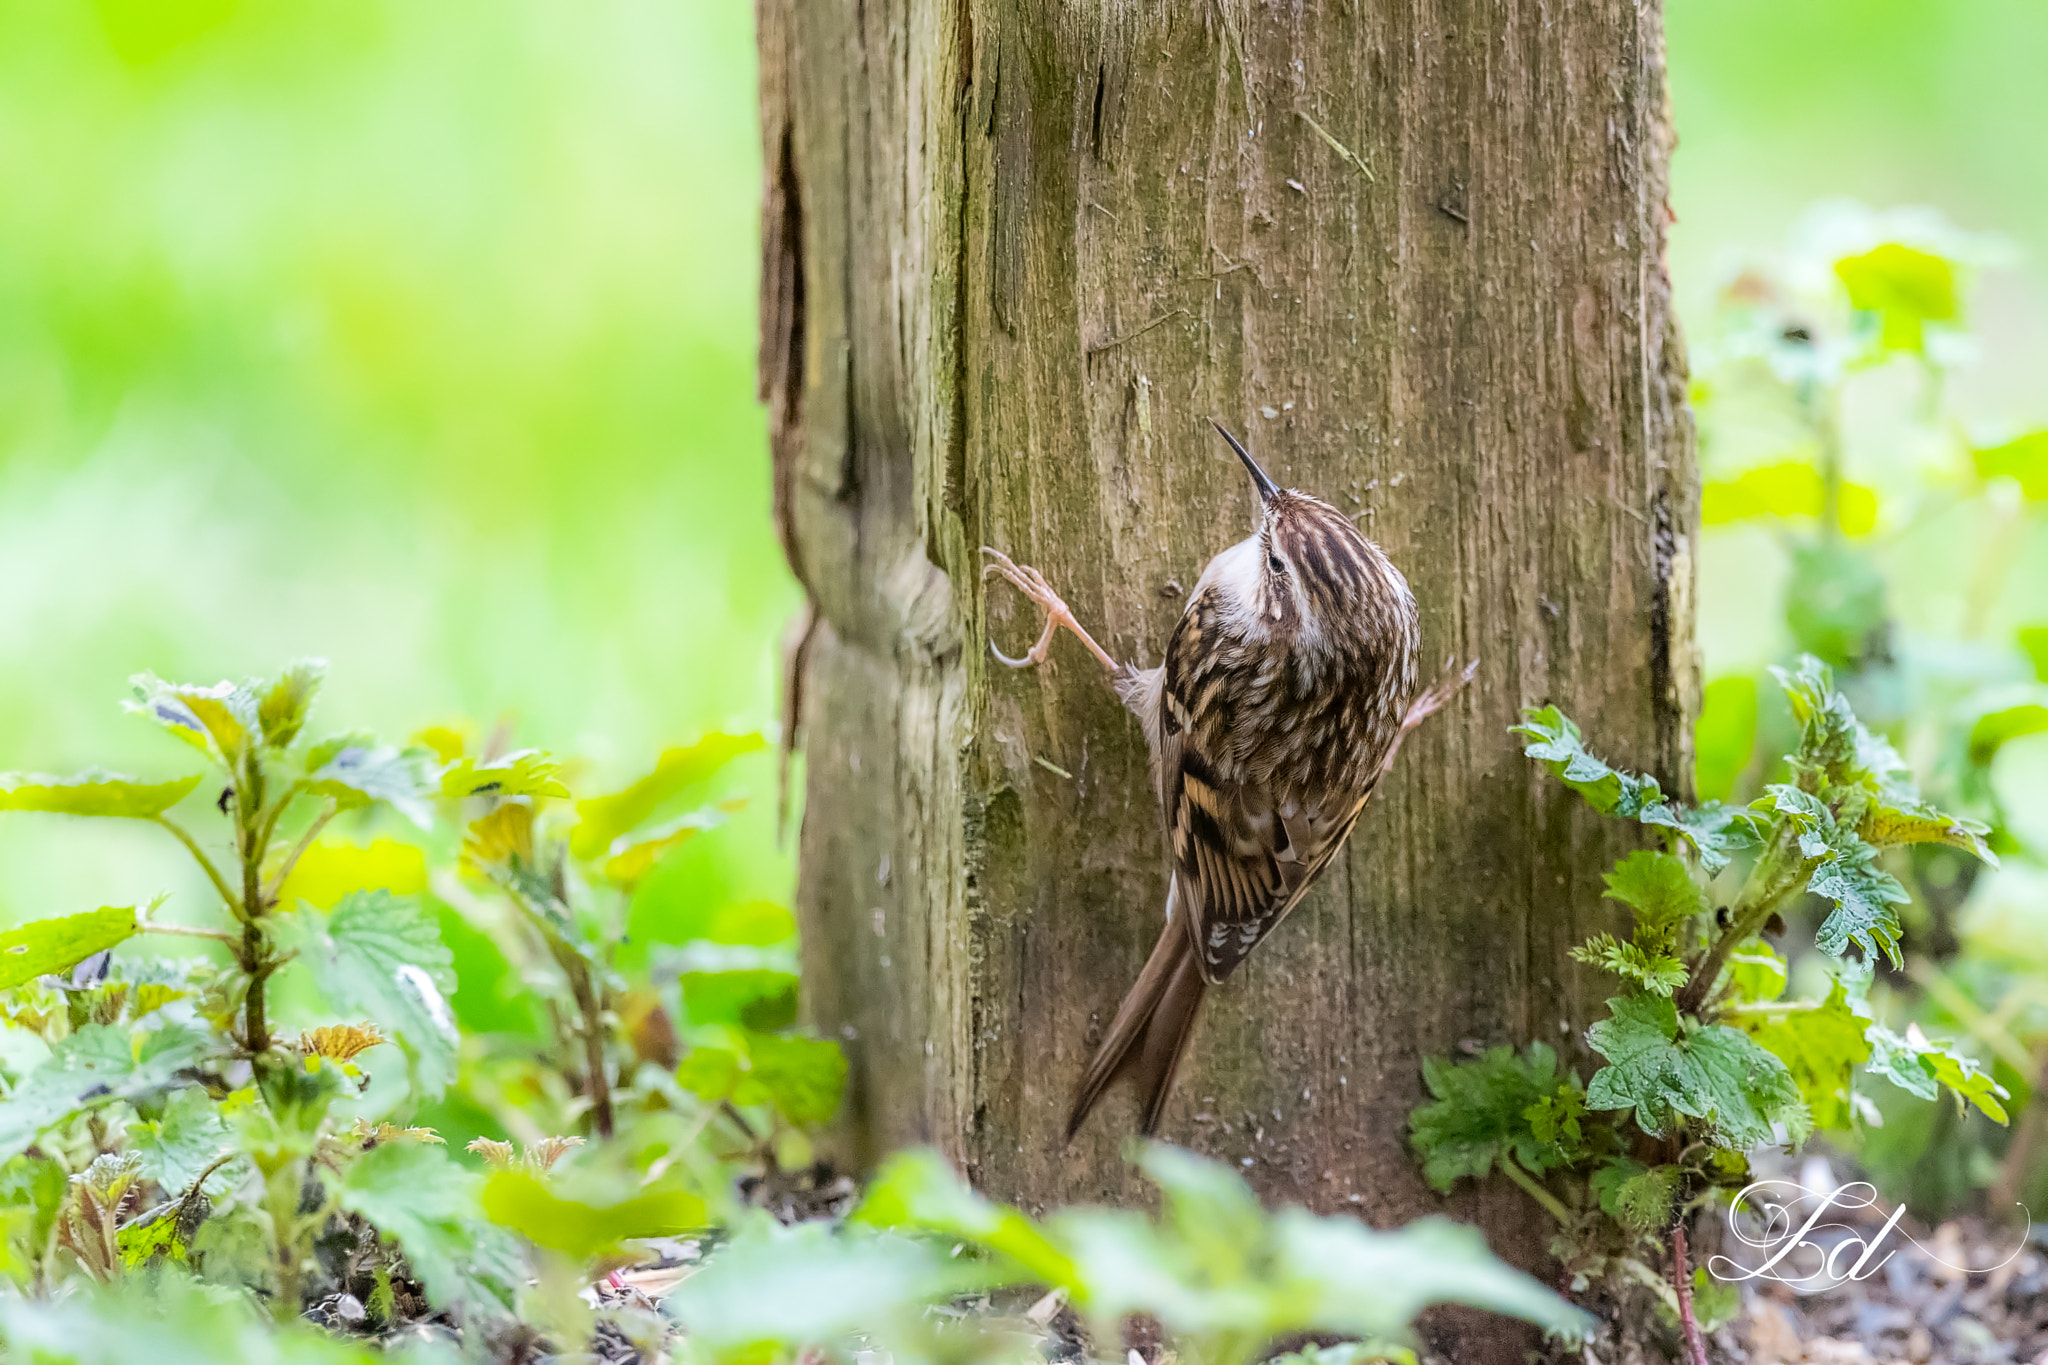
[1974,431,2048,501]
[0,908,138,990]
[1863,1023,2009,1122]
[0,1024,209,1163]
[305,736,433,829]
[256,659,326,749]
[1514,709,1745,871]
[1835,242,1958,353]
[126,676,259,763]
[287,891,456,1097]
[1584,996,1807,1147]
[481,1168,707,1261]
[1610,1165,1682,1235]
[339,1140,521,1321]
[1603,850,1706,936]
[1736,978,1871,1132]
[1571,934,1688,996]
[1409,1043,1576,1189]
[1860,801,1996,864]
[569,733,765,860]
[129,1087,232,1192]
[1808,844,1909,967]
[855,1148,1078,1288]
[439,750,571,801]
[276,839,428,911]
[0,771,201,819]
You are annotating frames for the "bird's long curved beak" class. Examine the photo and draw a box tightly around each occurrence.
[1208,419,1278,505]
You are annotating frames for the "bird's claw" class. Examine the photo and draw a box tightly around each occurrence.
[981,547,1069,669]
[1402,656,1479,730]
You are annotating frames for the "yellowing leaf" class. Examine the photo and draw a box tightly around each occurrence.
[570,734,764,860]
[1835,243,1959,353]
[1974,431,2048,501]
[1860,804,1995,864]
[599,811,724,887]
[126,676,259,762]
[481,1168,707,1261]
[0,771,201,819]
[277,839,427,911]
[1701,463,1877,535]
[0,908,139,990]
[440,750,570,801]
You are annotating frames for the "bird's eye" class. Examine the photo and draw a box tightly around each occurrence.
[1268,555,1285,574]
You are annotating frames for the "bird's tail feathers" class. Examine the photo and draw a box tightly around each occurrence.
[1065,912,1209,1141]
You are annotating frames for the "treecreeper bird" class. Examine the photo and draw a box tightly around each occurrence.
[982,421,1474,1139]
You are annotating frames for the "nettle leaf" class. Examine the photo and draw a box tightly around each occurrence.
[0,771,201,820]
[130,1087,233,1193]
[439,750,571,801]
[126,675,259,763]
[256,659,326,749]
[340,1141,521,1321]
[855,1147,1079,1288]
[1608,1163,1682,1236]
[1513,709,1750,872]
[1835,242,1959,353]
[569,733,765,861]
[1736,977,1872,1132]
[481,1168,708,1262]
[0,1023,210,1163]
[1584,996,1807,1148]
[1409,1043,1580,1189]
[288,891,457,1097]
[0,907,138,990]
[305,735,433,829]
[1974,430,2048,502]
[1863,1024,2010,1122]
[1603,850,1705,938]
[676,1029,847,1127]
[1807,843,1910,968]
[1860,800,1996,863]
[1571,934,1687,997]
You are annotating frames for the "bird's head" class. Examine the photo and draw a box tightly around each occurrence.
[1206,419,1411,649]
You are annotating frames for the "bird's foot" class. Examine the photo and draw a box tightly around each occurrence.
[980,547,1121,674]
[1402,656,1479,732]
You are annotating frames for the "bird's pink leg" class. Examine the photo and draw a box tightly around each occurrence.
[1372,657,1479,782]
[980,547,1122,676]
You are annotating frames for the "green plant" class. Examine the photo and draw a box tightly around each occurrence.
[1411,658,2004,1354]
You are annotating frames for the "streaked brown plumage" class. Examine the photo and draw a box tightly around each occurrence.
[983,421,1471,1139]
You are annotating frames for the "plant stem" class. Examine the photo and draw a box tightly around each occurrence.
[136,922,238,945]
[1498,1149,1573,1226]
[1677,822,1800,1017]
[154,816,240,914]
[1672,1222,1710,1365]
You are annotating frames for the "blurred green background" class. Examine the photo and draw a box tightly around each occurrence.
[0,0,2043,1160]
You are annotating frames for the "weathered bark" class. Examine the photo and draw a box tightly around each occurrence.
[759,1,1694,1357]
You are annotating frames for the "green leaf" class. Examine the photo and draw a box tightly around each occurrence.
[747,1033,847,1126]
[1863,1024,2009,1122]
[1603,850,1706,938]
[1736,978,1872,1131]
[1609,1164,1682,1235]
[339,1141,521,1321]
[665,1220,984,1350]
[569,733,765,860]
[1860,801,1996,864]
[0,1024,209,1163]
[287,891,456,1096]
[256,659,326,749]
[481,1168,707,1261]
[1807,843,1910,968]
[1835,242,1959,353]
[1513,709,1748,872]
[698,901,797,946]
[1695,675,1758,802]
[1974,431,2048,501]
[1269,1212,1594,1343]
[0,771,201,819]
[1583,996,1807,1147]
[129,1087,233,1193]
[438,750,571,801]
[1968,704,2048,767]
[1570,933,1688,996]
[855,1148,1078,1288]
[0,907,138,989]
[305,736,433,829]
[1785,539,1889,670]
[2019,626,2048,684]
[126,675,259,763]
[1409,1043,1577,1189]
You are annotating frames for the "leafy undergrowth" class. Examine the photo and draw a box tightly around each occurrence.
[0,663,1588,1365]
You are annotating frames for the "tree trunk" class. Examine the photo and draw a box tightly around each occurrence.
[758,1,1693,1357]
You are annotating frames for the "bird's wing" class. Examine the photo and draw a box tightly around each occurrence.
[1158,595,1368,982]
